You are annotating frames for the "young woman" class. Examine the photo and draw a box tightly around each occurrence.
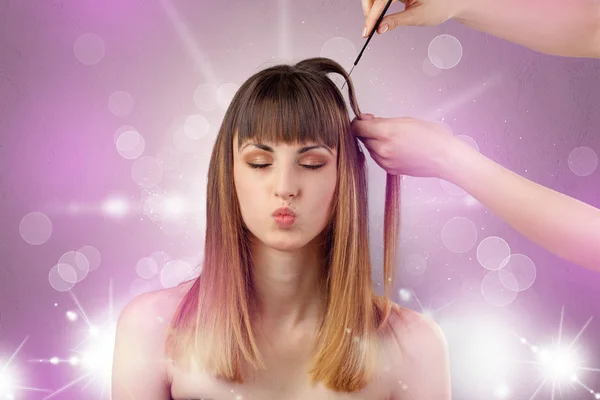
[111,57,451,400]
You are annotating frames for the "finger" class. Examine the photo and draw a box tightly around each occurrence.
[377,7,420,32]
[350,116,379,140]
[357,137,380,153]
[358,139,387,168]
[363,0,392,37]
[360,0,375,16]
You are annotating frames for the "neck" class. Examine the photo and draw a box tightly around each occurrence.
[249,235,328,333]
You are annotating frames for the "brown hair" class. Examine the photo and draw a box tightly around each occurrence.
[165,57,401,392]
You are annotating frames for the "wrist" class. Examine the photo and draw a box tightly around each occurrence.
[437,138,481,185]
[451,0,474,24]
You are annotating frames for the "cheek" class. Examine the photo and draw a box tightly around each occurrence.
[309,171,337,210]
[233,168,256,209]
[233,170,269,231]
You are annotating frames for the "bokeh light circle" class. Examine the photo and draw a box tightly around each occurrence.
[441,216,478,253]
[116,130,145,160]
[49,264,76,291]
[428,34,463,69]
[58,251,90,283]
[19,211,53,245]
[481,269,519,307]
[498,254,537,292]
[568,146,598,176]
[217,83,240,110]
[57,263,78,285]
[108,91,134,117]
[477,236,511,271]
[74,33,105,66]
[172,126,201,153]
[184,114,210,140]
[150,251,172,269]
[456,135,480,152]
[114,125,137,144]
[194,84,218,112]
[160,259,194,288]
[320,37,357,68]
[77,245,102,272]
[131,156,163,189]
[136,257,159,279]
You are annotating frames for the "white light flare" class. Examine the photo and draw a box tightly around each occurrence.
[516,306,600,399]
[0,367,16,399]
[78,323,118,387]
[40,281,119,399]
[102,196,130,218]
[441,312,519,397]
[2,337,52,398]
[538,346,580,381]
[163,195,186,217]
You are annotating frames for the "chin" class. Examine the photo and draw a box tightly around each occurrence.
[263,232,312,250]
[267,238,305,251]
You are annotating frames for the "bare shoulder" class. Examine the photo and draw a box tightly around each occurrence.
[111,280,195,399]
[386,304,451,400]
[117,280,193,328]
[387,305,448,354]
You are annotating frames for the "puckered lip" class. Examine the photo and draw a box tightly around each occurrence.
[272,207,296,217]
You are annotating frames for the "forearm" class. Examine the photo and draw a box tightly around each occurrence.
[440,142,600,273]
[453,0,600,58]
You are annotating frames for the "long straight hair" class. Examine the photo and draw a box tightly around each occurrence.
[165,57,401,392]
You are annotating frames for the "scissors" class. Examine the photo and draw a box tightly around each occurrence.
[342,0,394,89]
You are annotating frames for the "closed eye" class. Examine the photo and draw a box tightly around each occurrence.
[247,163,325,170]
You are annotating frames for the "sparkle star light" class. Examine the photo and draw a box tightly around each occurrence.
[515,306,600,399]
[35,281,119,400]
[406,287,457,320]
[10,2,597,400]
[0,336,52,399]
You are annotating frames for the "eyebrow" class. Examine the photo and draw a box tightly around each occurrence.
[240,143,333,155]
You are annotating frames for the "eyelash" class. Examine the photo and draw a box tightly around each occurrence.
[247,163,325,170]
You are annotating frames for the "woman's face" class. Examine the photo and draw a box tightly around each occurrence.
[233,132,338,251]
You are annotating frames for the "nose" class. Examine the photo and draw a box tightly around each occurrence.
[275,189,296,201]
[274,164,299,201]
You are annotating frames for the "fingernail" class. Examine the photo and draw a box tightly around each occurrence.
[362,26,367,37]
[361,113,375,120]
[378,24,389,34]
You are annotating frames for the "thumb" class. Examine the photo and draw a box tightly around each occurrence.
[360,113,376,120]
[379,7,421,32]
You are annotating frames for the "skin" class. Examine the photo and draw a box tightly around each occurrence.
[232,133,337,334]
[111,131,452,399]
[352,114,600,273]
[361,0,600,58]
[111,282,451,399]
